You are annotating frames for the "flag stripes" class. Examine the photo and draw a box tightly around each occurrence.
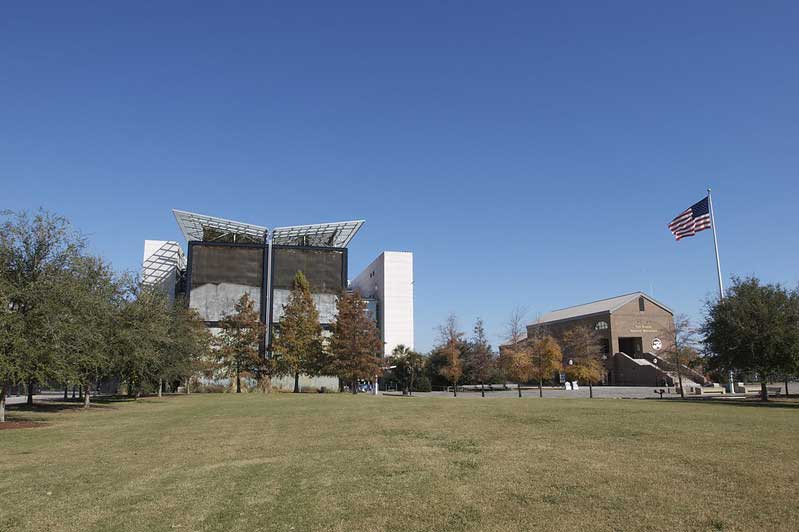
[668,196,711,240]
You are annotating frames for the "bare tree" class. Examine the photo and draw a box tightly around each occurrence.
[663,314,699,398]
[437,314,464,396]
[498,306,528,390]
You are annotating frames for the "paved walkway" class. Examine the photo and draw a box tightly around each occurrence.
[4,392,77,406]
[390,382,799,399]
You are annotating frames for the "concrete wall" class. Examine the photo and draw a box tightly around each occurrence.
[351,251,414,355]
[271,289,338,325]
[190,283,261,322]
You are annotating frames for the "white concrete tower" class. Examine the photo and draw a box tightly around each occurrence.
[351,251,414,355]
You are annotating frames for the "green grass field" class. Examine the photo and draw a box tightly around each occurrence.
[1,394,798,532]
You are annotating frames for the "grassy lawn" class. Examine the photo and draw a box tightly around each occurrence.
[1,394,798,532]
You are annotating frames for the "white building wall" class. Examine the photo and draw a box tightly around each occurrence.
[142,240,185,304]
[351,251,414,355]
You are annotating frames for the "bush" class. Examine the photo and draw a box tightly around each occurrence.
[413,374,432,392]
[193,383,226,393]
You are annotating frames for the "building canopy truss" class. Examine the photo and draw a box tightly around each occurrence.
[173,210,267,244]
[172,209,363,248]
[272,220,364,248]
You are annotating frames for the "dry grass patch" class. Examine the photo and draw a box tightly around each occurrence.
[1,394,798,532]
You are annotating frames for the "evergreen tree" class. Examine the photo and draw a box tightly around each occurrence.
[216,293,265,393]
[702,277,799,401]
[166,301,212,395]
[390,344,425,396]
[0,275,23,422]
[112,282,172,398]
[0,210,85,406]
[328,290,383,394]
[60,255,120,407]
[272,272,324,393]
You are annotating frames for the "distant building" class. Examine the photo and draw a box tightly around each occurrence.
[142,210,414,390]
[507,292,705,387]
[350,251,414,356]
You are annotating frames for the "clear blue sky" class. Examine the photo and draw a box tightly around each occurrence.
[3,1,798,352]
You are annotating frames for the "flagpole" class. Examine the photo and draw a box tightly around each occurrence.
[708,187,733,391]
[707,188,724,301]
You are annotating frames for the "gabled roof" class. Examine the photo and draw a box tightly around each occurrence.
[530,292,673,326]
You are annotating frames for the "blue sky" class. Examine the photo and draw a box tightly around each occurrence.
[3,1,798,351]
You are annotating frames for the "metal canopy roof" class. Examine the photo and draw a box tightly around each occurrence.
[272,220,364,248]
[172,209,364,248]
[173,209,267,243]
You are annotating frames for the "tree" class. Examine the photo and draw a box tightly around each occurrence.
[390,344,425,396]
[465,319,495,397]
[167,301,212,395]
[216,293,265,393]
[562,325,605,398]
[529,334,563,398]
[0,276,23,422]
[498,306,528,389]
[112,282,172,398]
[435,315,464,397]
[60,255,120,408]
[328,290,383,394]
[702,277,799,401]
[0,210,85,406]
[500,343,534,398]
[660,314,699,398]
[271,272,324,393]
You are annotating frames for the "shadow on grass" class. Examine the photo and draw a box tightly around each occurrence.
[647,396,799,409]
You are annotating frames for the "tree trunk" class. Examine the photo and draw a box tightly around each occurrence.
[293,372,300,393]
[453,383,457,397]
[785,378,790,397]
[517,383,522,398]
[538,381,543,398]
[27,380,34,406]
[481,382,485,398]
[64,385,68,401]
[236,360,241,393]
[78,385,83,401]
[589,382,593,399]
[83,384,91,408]
[352,380,357,394]
[158,378,163,398]
[761,381,769,402]
[72,385,77,399]
[677,373,685,399]
[0,385,6,423]
[186,376,191,394]
[409,374,414,397]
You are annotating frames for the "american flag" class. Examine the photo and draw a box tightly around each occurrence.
[668,196,712,240]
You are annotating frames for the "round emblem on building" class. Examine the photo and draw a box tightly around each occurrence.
[652,338,662,351]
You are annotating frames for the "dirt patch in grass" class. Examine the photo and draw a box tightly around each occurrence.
[0,421,49,430]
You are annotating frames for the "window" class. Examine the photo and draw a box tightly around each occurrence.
[595,321,608,331]
[639,297,645,312]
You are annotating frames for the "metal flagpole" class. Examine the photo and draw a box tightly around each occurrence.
[707,188,724,301]
[708,188,733,391]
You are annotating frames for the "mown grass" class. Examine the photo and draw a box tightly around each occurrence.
[1,394,798,532]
